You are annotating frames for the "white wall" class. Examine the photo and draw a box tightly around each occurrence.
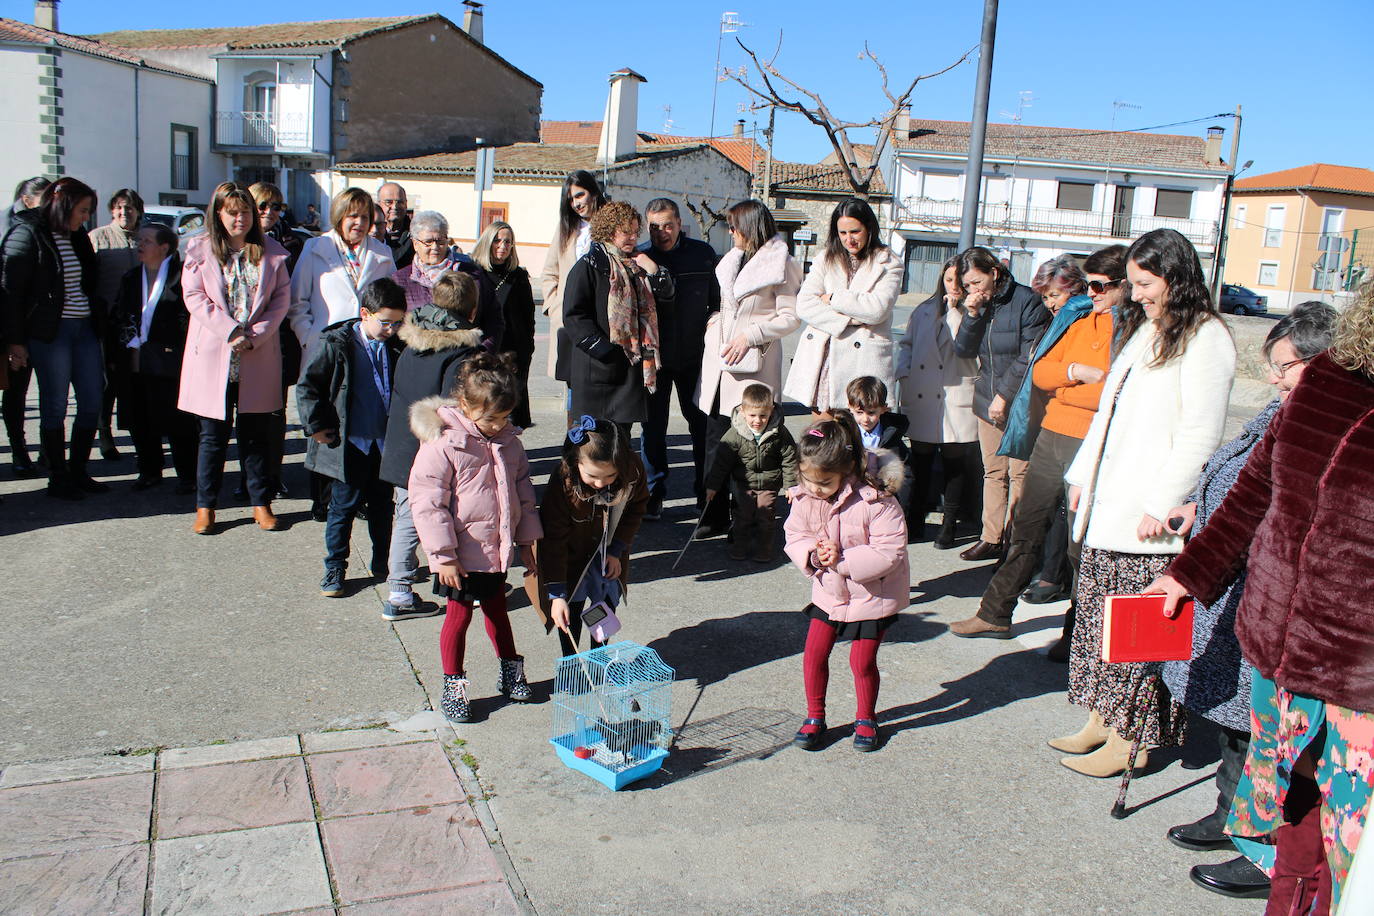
[137,69,217,204]
[0,46,49,200]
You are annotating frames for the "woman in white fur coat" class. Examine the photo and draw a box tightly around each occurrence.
[696,199,802,536]
[783,198,903,415]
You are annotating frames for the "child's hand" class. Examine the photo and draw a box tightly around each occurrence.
[434,561,465,590]
[603,554,622,580]
[519,545,537,575]
[550,598,572,632]
[815,539,840,568]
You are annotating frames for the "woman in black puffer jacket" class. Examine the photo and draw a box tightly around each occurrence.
[952,246,1050,561]
[1,177,108,499]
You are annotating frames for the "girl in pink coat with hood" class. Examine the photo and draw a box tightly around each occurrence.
[409,351,542,724]
[784,410,909,753]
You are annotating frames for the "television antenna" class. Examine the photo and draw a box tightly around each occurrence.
[661,104,673,133]
[1111,99,1141,131]
[999,90,1035,123]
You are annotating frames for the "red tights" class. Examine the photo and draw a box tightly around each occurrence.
[802,618,882,736]
[439,591,518,676]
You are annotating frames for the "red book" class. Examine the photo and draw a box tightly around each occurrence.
[1101,594,1195,663]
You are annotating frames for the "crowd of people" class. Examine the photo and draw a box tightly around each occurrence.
[1,168,1370,914]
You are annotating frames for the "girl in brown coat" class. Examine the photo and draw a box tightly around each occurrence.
[534,417,651,657]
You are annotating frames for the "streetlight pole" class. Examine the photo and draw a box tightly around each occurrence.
[958,0,999,252]
[709,11,743,138]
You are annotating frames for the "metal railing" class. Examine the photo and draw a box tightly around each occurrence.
[214,111,312,151]
[895,196,1220,247]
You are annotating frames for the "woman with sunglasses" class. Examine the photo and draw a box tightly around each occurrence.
[951,248,1124,645]
[178,182,292,534]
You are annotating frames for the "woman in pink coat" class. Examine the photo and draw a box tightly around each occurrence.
[178,182,291,535]
[407,352,542,724]
[784,410,909,753]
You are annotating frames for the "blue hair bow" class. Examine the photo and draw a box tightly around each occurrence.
[567,415,598,445]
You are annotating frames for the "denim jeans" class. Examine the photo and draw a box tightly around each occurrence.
[640,365,708,501]
[27,318,103,430]
[386,486,420,596]
[324,443,394,575]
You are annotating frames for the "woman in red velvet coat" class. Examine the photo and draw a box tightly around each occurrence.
[1148,280,1374,915]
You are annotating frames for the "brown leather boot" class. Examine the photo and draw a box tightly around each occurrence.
[948,615,1012,639]
[253,505,281,531]
[192,508,216,535]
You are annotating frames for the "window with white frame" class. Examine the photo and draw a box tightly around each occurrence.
[1056,180,1094,211]
[1264,205,1285,248]
[1154,188,1193,219]
[1257,261,1279,286]
[921,170,961,201]
[1234,204,1247,227]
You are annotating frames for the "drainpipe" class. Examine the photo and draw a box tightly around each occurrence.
[133,67,141,194]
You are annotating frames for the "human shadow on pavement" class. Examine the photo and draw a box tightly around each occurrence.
[648,609,944,689]
[877,647,1066,737]
[909,564,1001,603]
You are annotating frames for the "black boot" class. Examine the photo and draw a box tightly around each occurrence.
[6,419,38,478]
[68,427,111,493]
[40,428,82,500]
[98,425,122,461]
[933,512,959,550]
[1046,602,1076,663]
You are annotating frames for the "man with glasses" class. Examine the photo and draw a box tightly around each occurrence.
[378,182,413,269]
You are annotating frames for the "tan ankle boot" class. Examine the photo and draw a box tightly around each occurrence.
[253,505,280,531]
[1060,728,1148,778]
[192,508,215,535]
[1048,710,1109,754]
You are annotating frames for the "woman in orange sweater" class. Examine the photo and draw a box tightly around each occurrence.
[950,246,1124,644]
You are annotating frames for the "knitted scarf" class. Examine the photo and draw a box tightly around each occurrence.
[602,242,659,392]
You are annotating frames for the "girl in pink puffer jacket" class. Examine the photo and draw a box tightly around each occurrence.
[409,352,543,724]
[783,409,909,753]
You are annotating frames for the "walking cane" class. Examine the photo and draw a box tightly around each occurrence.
[671,503,712,570]
[1111,674,1160,819]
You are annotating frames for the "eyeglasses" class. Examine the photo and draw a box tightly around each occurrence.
[413,237,448,248]
[1268,356,1307,375]
[257,202,282,212]
[1086,279,1122,294]
[373,319,404,329]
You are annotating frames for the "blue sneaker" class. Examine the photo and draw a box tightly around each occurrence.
[320,567,345,598]
[381,594,440,621]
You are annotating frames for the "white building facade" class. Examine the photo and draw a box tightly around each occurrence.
[882,119,1232,296]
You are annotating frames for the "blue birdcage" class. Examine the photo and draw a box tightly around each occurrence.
[550,641,674,790]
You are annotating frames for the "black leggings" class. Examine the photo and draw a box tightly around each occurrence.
[908,440,979,519]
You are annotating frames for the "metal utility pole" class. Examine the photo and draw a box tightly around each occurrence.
[958,0,999,252]
[1210,105,1244,298]
[708,12,744,138]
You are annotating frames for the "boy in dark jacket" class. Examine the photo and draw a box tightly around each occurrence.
[704,382,798,563]
[378,271,485,617]
[296,278,407,599]
[846,376,911,463]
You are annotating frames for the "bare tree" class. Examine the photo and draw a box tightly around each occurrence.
[729,35,975,199]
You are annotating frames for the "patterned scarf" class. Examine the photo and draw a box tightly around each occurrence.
[335,235,363,290]
[602,242,660,392]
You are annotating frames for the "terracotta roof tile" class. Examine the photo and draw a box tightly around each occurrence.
[760,161,889,196]
[86,15,430,50]
[337,141,735,180]
[538,122,765,171]
[894,118,1229,173]
[1235,163,1374,197]
[0,17,209,79]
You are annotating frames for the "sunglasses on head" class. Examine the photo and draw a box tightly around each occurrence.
[1087,279,1122,294]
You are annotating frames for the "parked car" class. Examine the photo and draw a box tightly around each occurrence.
[1220,284,1268,316]
[144,206,206,239]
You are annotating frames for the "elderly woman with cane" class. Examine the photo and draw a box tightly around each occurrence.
[1146,280,1374,914]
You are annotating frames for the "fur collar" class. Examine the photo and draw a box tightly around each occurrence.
[729,404,782,441]
[719,234,792,300]
[408,396,522,446]
[822,245,900,291]
[867,447,909,501]
[397,314,483,354]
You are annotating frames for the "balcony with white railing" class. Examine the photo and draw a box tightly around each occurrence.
[214,111,315,153]
[895,197,1220,248]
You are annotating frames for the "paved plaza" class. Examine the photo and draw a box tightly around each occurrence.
[0,305,1272,915]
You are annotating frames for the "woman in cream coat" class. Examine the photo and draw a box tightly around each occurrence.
[696,200,801,536]
[539,170,605,381]
[784,198,903,414]
[895,256,979,546]
[1056,228,1236,778]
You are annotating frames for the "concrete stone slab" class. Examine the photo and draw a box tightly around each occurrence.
[320,804,503,905]
[0,753,154,788]
[340,882,520,914]
[307,743,463,818]
[160,735,301,770]
[0,843,148,915]
[0,772,152,860]
[150,822,331,915]
[157,757,314,838]
[301,728,427,754]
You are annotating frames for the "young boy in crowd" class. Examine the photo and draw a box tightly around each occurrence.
[847,376,910,462]
[704,383,798,563]
[297,277,409,598]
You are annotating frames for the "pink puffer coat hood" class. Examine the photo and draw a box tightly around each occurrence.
[783,450,910,622]
[408,396,542,573]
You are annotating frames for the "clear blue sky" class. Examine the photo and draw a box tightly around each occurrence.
[10,0,1368,176]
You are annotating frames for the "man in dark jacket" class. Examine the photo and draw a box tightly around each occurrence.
[953,263,1050,561]
[296,278,407,599]
[638,198,720,520]
[378,182,413,269]
[378,272,485,618]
